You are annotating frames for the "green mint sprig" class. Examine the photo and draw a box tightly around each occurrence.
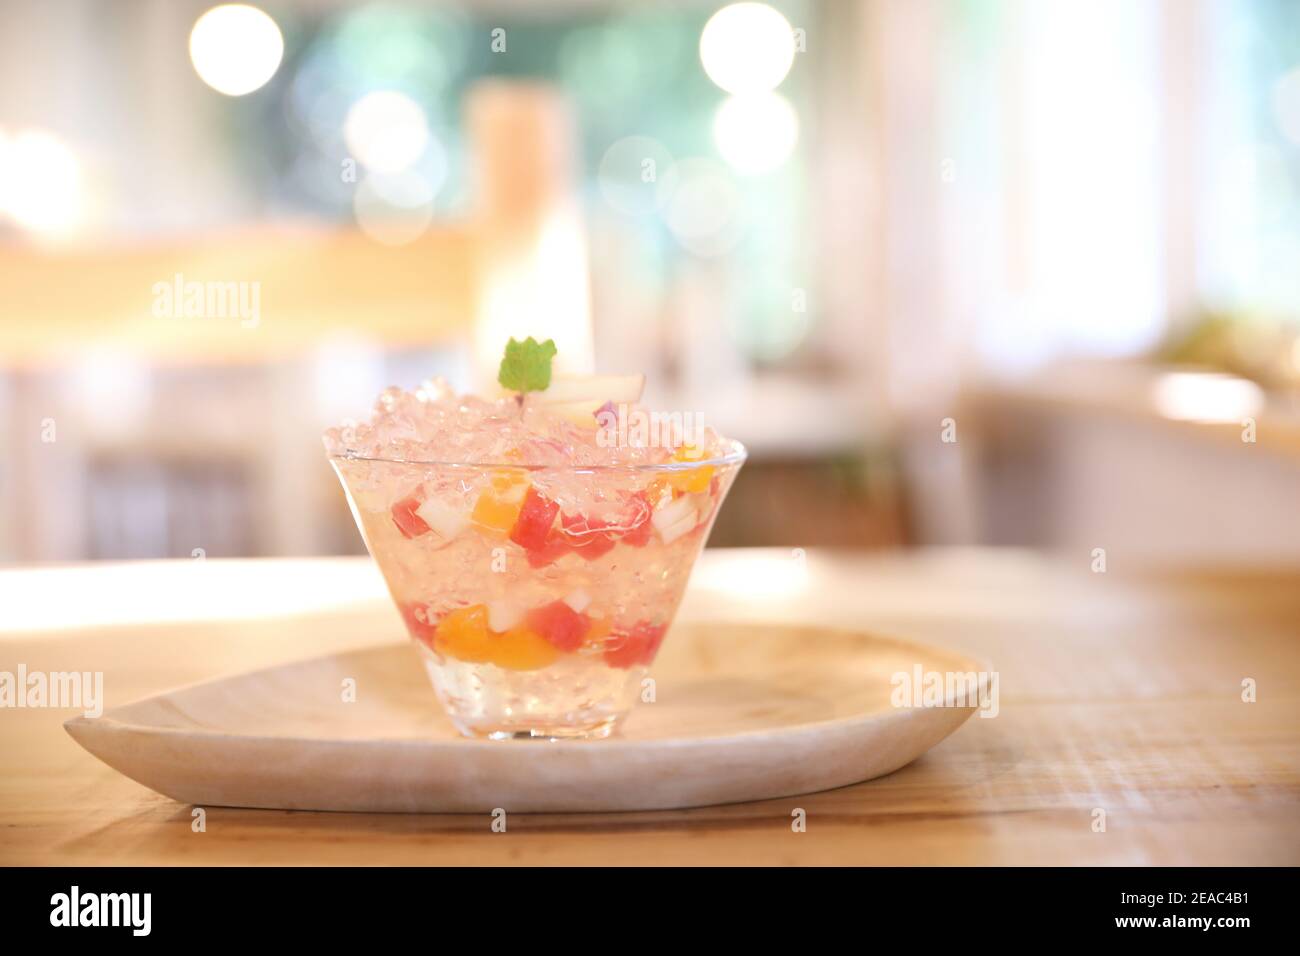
[497,337,557,394]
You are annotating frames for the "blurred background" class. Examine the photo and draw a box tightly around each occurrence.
[2,0,1299,565]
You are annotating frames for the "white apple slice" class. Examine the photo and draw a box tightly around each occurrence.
[415,498,469,541]
[544,399,607,428]
[535,373,645,406]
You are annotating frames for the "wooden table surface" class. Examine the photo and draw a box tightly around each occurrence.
[2,549,1297,866]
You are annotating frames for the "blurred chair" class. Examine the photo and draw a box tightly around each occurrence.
[0,81,583,562]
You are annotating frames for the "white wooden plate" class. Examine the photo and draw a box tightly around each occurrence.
[65,622,989,813]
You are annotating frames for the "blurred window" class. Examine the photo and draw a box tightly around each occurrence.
[1198,0,1300,319]
[262,2,818,371]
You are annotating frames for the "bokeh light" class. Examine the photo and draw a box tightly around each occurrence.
[597,136,675,215]
[713,92,798,174]
[658,158,746,256]
[344,91,430,173]
[1151,371,1264,423]
[353,170,436,245]
[0,128,83,236]
[189,4,284,97]
[699,3,796,95]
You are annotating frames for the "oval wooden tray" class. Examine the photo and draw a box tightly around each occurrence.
[65,622,989,813]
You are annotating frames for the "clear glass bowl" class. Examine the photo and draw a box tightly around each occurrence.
[329,441,745,739]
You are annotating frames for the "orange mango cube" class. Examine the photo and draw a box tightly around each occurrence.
[471,470,529,536]
[433,605,497,663]
[435,605,560,670]
[668,444,713,494]
[490,627,560,671]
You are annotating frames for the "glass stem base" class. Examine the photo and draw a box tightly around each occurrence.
[461,716,620,741]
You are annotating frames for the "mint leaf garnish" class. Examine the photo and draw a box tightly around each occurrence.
[497,337,557,394]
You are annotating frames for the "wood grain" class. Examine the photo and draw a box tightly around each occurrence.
[2,549,1298,865]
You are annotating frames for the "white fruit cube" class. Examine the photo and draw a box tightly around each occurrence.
[563,588,592,613]
[415,497,469,540]
[652,496,698,544]
[652,495,695,529]
[487,600,522,633]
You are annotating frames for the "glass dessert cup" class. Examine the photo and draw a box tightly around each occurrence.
[330,443,745,740]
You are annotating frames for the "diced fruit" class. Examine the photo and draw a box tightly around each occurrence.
[658,515,696,544]
[526,599,590,651]
[675,442,705,462]
[620,491,654,547]
[570,531,616,560]
[415,497,469,540]
[433,606,560,670]
[554,490,653,555]
[525,530,572,568]
[472,469,529,535]
[490,469,530,494]
[563,588,592,613]
[559,510,607,536]
[668,443,714,494]
[391,496,431,539]
[653,494,696,526]
[509,486,559,550]
[668,467,713,494]
[433,605,496,663]
[399,601,437,644]
[624,490,653,529]
[535,373,645,405]
[472,489,525,536]
[645,477,672,506]
[584,615,612,646]
[491,627,560,671]
[486,600,522,633]
[625,491,653,527]
[603,621,668,669]
[558,509,620,560]
[652,495,698,544]
[574,491,651,547]
[622,518,653,547]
